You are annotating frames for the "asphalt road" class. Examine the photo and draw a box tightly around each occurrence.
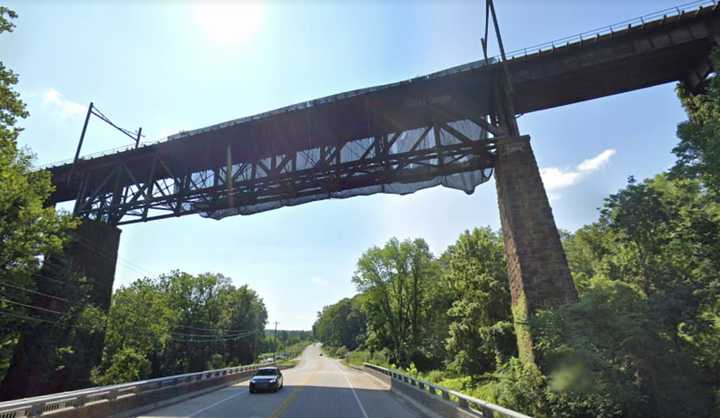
[139,344,427,418]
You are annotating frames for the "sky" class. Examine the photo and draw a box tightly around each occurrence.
[3,0,694,329]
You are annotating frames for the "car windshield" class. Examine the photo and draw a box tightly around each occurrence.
[255,369,277,376]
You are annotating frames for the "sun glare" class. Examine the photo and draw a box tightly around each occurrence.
[194,1,264,46]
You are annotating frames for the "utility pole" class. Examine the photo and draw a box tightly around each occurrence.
[273,321,278,363]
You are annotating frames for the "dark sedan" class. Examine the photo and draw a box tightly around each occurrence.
[249,367,284,393]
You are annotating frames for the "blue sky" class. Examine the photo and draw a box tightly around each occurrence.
[4,0,691,329]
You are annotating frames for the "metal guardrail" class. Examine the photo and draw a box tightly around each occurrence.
[501,0,717,60]
[364,363,531,418]
[0,362,271,418]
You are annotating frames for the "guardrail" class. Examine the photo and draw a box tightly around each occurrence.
[32,0,717,173]
[364,363,531,418]
[0,362,272,418]
[501,0,717,60]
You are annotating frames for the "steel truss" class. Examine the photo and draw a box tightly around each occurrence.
[72,119,497,225]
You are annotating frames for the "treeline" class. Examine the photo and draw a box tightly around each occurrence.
[0,9,295,397]
[313,230,515,374]
[316,178,719,417]
[92,271,269,385]
[314,62,720,418]
[262,329,313,354]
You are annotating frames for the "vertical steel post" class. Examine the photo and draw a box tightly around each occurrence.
[135,127,142,149]
[490,0,519,136]
[226,144,234,208]
[74,103,94,163]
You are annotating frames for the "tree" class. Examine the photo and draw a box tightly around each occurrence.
[352,238,436,367]
[441,228,515,376]
[313,295,366,350]
[672,49,720,191]
[0,7,76,387]
[93,271,268,384]
[550,175,720,417]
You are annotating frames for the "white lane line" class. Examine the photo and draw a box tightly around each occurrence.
[335,361,370,418]
[187,387,247,417]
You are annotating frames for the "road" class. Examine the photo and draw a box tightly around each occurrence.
[140,344,428,418]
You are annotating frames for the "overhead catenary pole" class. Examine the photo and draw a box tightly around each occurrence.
[487,0,519,136]
[134,127,142,149]
[73,102,94,164]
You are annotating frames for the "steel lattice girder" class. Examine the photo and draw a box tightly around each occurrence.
[72,119,496,224]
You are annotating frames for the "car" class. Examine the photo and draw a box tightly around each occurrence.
[249,367,283,393]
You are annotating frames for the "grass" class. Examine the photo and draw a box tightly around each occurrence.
[277,359,299,368]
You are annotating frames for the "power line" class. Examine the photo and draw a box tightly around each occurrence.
[170,330,256,339]
[0,310,61,326]
[0,280,71,303]
[72,236,155,277]
[169,330,259,343]
[0,296,65,316]
[173,324,252,333]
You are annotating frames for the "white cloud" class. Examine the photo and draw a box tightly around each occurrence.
[42,89,86,119]
[577,149,616,172]
[310,277,329,287]
[540,149,616,193]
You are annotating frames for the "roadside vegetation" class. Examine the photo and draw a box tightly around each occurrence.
[91,271,269,385]
[314,53,720,418]
[0,8,85,397]
[1,6,719,415]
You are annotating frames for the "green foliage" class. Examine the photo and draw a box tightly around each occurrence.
[312,295,366,350]
[672,49,720,190]
[343,348,390,368]
[440,228,515,375]
[0,7,77,383]
[351,238,439,368]
[91,348,151,386]
[207,354,225,370]
[554,175,720,417]
[319,172,720,417]
[93,271,268,383]
[281,340,312,360]
[334,346,348,358]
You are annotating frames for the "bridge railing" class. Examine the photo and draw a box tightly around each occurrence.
[364,363,531,418]
[32,1,717,173]
[0,362,273,418]
[502,0,717,60]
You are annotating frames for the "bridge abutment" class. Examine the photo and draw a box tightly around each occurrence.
[494,136,578,364]
[0,220,120,400]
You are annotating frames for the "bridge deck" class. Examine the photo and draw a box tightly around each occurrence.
[47,3,720,224]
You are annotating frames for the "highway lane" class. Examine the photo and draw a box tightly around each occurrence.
[140,343,427,418]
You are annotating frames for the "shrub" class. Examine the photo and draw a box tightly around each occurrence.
[91,348,151,385]
[335,346,348,358]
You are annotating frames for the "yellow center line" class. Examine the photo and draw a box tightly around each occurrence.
[267,368,316,418]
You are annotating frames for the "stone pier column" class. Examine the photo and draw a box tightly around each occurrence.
[0,220,120,400]
[494,136,578,364]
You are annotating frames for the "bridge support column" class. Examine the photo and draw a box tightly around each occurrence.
[0,220,120,400]
[494,136,578,364]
